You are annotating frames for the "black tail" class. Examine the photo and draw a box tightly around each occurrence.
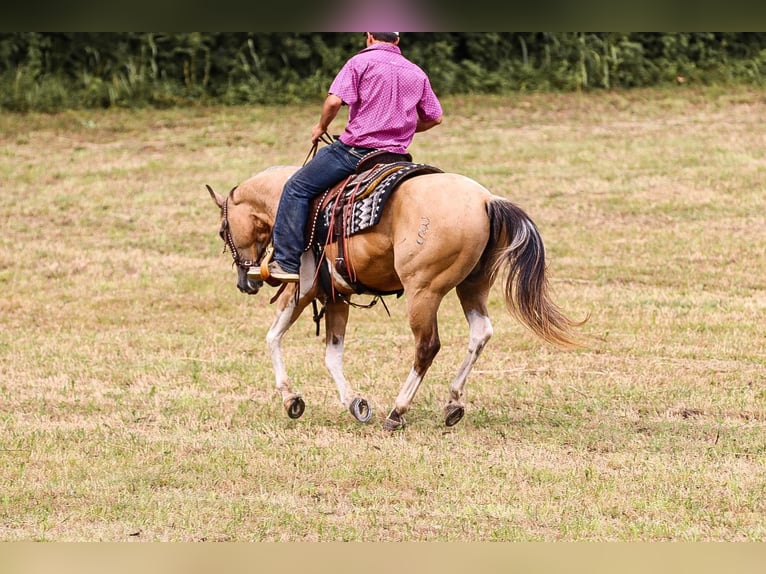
[485,198,586,348]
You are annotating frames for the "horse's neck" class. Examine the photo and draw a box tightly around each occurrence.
[238,166,298,223]
[240,186,279,222]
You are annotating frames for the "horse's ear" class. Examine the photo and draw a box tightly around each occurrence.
[206,184,225,209]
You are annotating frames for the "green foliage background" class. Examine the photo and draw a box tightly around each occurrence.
[2,32,766,111]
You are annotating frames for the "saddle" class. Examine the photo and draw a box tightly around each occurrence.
[304,153,442,298]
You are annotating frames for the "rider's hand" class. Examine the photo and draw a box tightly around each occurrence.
[311,124,326,145]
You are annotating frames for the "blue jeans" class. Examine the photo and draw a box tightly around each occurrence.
[272,140,375,273]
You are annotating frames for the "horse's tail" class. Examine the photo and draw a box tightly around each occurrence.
[485,197,586,348]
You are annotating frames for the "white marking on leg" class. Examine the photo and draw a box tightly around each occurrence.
[325,334,352,407]
[449,310,493,402]
[394,368,424,414]
[266,302,297,400]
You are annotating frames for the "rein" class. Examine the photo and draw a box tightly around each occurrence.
[220,137,393,338]
[303,132,335,165]
[219,135,332,276]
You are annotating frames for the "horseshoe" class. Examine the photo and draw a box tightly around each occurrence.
[285,395,305,419]
[444,404,465,427]
[349,397,372,423]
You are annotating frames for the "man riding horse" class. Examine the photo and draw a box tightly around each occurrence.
[261,32,443,283]
[208,34,584,429]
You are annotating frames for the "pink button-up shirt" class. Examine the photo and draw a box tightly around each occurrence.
[329,43,443,154]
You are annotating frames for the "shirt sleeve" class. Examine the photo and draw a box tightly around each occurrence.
[329,59,361,106]
[417,77,443,121]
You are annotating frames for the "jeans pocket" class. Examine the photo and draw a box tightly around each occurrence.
[341,142,375,162]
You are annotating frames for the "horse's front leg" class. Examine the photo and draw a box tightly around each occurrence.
[266,285,311,419]
[324,300,372,423]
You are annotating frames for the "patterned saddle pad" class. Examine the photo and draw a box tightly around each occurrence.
[310,161,443,247]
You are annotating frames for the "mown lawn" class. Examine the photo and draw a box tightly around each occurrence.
[0,87,764,541]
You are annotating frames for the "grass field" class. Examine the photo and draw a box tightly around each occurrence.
[1,87,764,541]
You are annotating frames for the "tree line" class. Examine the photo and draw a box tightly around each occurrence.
[1,32,765,111]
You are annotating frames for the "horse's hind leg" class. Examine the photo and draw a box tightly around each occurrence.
[324,300,372,423]
[444,281,494,426]
[384,290,443,431]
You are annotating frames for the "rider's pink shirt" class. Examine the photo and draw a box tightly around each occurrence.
[329,43,443,155]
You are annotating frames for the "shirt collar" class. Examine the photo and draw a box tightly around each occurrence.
[359,43,402,56]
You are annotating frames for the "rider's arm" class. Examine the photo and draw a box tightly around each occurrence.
[415,115,443,133]
[311,94,344,143]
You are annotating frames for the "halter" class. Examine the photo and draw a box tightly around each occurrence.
[221,195,260,270]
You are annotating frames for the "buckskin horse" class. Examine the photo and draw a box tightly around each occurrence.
[207,160,584,431]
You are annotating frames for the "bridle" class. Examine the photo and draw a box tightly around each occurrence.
[220,137,330,271]
[220,194,262,271]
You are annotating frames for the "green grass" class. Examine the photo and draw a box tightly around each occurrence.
[0,88,764,541]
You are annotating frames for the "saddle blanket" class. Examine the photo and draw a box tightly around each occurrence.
[317,161,443,242]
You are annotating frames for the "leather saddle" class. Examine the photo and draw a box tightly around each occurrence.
[303,151,442,297]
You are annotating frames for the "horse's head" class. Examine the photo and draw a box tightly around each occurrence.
[207,184,272,295]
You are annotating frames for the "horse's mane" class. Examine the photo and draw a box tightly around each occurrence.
[231,166,298,209]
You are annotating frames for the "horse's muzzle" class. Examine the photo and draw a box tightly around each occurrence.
[237,266,262,295]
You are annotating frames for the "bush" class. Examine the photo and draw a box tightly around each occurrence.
[1,33,765,111]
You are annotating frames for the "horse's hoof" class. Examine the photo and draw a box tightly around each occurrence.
[383,409,405,432]
[444,404,465,427]
[349,397,372,423]
[285,396,305,419]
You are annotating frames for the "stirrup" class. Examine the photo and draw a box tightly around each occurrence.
[259,245,275,280]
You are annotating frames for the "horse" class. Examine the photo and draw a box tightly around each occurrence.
[207,164,584,431]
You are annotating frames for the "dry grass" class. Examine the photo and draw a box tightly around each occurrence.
[0,87,764,541]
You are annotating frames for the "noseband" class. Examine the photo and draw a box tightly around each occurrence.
[221,195,260,270]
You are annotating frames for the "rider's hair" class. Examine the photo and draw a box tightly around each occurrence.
[369,33,400,43]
